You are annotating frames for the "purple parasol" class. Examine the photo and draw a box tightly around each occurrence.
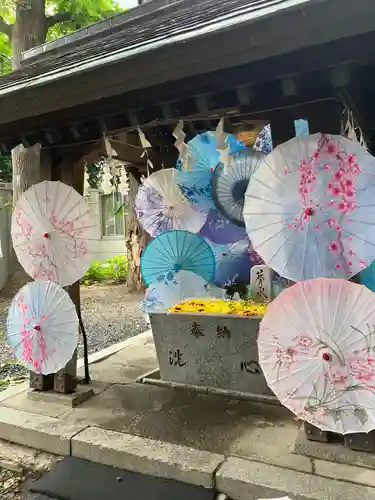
[199,209,247,244]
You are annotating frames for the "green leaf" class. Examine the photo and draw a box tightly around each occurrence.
[81,254,128,284]
[0,0,125,76]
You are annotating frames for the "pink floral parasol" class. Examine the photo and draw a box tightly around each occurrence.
[11,181,98,286]
[258,278,375,434]
[6,281,79,375]
[244,133,375,281]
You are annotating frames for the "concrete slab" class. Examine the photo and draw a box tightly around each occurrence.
[216,456,375,500]
[62,382,297,461]
[77,329,154,368]
[294,429,375,470]
[77,331,157,385]
[1,390,76,418]
[2,383,104,417]
[0,407,86,455]
[0,381,29,402]
[27,385,95,408]
[71,427,224,488]
[314,459,375,488]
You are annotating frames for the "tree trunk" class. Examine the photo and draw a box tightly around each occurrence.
[126,168,149,292]
[11,0,47,208]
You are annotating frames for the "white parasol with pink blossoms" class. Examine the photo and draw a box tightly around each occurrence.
[11,181,98,286]
[258,278,375,434]
[244,133,375,282]
[6,281,79,375]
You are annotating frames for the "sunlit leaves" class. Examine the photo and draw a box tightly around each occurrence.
[0,153,12,182]
[0,0,124,74]
[46,0,122,39]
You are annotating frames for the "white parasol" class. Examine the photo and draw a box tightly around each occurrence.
[258,278,375,434]
[244,133,375,281]
[135,169,207,237]
[7,281,79,375]
[11,181,98,286]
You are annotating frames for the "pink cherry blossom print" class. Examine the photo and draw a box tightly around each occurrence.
[11,180,98,286]
[349,353,375,383]
[244,133,375,281]
[293,334,313,350]
[6,281,79,375]
[258,278,375,433]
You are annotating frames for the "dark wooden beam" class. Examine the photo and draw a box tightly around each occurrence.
[2,24,375,148]
[0,67,341,152]
[305,99,342,134]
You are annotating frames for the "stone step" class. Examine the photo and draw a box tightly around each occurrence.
[216,457,375,500]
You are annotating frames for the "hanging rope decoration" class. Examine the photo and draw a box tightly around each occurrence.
[215,118,230,174]
[172,120,190,171]
[137,127,153,176]
[341,106,368,151]
[98,135,116,194]
[83,162,91,197]
[117,164,130,195]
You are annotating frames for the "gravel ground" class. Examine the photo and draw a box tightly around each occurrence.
[0,282,147,382]
[0,468,42,500]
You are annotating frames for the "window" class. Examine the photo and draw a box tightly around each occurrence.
[101,192,128,237]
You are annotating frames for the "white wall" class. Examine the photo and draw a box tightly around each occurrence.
[87,189,127,261]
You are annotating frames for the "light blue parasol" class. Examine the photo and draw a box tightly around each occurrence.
[176,131,246,208]
[140,230,215,286]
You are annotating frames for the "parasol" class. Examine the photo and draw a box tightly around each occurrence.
[360,261,375,293]
[11,180,98,286]
[244,133,375,281]
[212,150,264,226]
[7,281,79,375]
[135,169,207,237]
[141,270,213,313]
[140,230,215,286]
[209,238,252,287]
[254,124,273,155]
[258,278,375,434]
[199,208,246,244]
[176,131,246,207]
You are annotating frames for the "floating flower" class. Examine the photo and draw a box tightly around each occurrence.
[329,241,339,252]
[169,298,268,317]
[326,140,338,155]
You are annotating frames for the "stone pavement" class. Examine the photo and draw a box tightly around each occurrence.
[0,330,374,499]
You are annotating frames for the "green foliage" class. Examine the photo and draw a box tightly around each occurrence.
[0,34,11,74]
[86,162,103,189]
[46,0,122,39]
[0,0,124,75]
[82,254,128,285]
[0,152,12,182]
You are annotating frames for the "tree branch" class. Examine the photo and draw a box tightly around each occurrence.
[0,17,12,37]
[46,12,72,29]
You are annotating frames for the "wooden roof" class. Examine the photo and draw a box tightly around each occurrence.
[0,0,315,93]
[0,0,375,152]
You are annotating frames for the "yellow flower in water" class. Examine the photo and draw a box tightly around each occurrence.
[169,298,268,317]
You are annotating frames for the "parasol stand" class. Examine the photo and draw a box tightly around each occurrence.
[77,309,90,385]
[65,285,90,385]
